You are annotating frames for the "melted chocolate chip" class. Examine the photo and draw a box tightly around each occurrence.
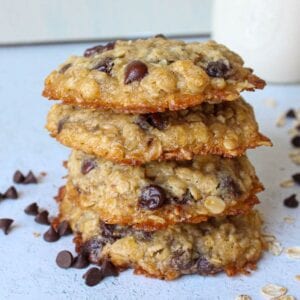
[81,238,105,263]
[197,256,222,275]
[57,118,68,134]
[81,159,97,175]
[23,171,38,184]
[83,267,103,287]
[100,260,119,277]
[291,135,300,147]
[139,185,167,210]
[4,186,18,199]
[34,211,50,225]
[24,202,39,216]
[92,57,114,74]
[56,251,74,269]
[170,250,194,270]
[72,254,90,269]
[57,220,72,236]
[0,218,14,235]
[133,230,153,241]
[286,109,296,118]
[84,42,115,57]
[283,194,299,208]
[43,226,60,242]
[13,170,25,183]
[206,60,230,78]
[59,63,72,74]
[136,113,168,130]
[124,60,148,84]
[218,175,241,197]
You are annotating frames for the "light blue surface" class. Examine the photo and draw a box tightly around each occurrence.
[0,42,299,300]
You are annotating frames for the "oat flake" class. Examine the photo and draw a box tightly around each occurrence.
[286,247,300,259]
[235,295,251,300]
[261,283,287,298]
[280,179,295,188]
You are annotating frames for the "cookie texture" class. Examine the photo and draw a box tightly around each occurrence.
[57,183,265,280]
[43,38,265,113]
[64,150,263,230]
[46,98,271,165]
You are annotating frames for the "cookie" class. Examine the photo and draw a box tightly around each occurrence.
[43,37,265,113]
[46,98,271,165]
[64,150,263,230]
[57,183,265,280]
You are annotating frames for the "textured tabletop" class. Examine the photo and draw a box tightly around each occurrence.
[0,42,299,300]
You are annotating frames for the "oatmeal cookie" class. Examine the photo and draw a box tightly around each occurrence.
[57,183,265,280]
[46,98,271,165]
[65,150,263,230]
[43,37,265,113]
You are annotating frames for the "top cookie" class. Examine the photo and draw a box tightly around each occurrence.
[43,37,265,113]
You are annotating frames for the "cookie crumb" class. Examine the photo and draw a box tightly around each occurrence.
[289,150,300,165]
[33,232,41,238]
[283,216,295,224]
[264,98,277,108]
[263,234,283,256]
[235,295,251,300]
[276,113,286,127]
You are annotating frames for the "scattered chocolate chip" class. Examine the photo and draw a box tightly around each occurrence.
[59,63,72,74]
[296,124,300,131]
[0,193,4,200]
[23,171,38,184]
[24,202,39,215]
[292,173,300,185]
[100,260,119,277]
[291,135,300,147]
[124,60,148,84]
[137,113,168,131]
[34,211,50,225]
[283,194,299,208]
[83,267,103,286]
[84,42,115,57]
[286,109,296,118]
[72,254,90,269]
[92,57,114,75]
[154,34,167,39]
[4,186,18,199]
[0,218,14,235]
[206,60,230,78]
[56,250,74,269]
[43,226,60,242]
[81,159,97,175]
[57,220,72,236]
[197,256,222,275]
[13,170,25,183]
[139,185,167,210]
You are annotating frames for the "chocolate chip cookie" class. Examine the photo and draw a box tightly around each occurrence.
[46,98,271,165]
[64,150,263,230]
[57,182,265,280]
[43,37,265,113]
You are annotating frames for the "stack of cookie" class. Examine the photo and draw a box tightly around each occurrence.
[43,37,272,280]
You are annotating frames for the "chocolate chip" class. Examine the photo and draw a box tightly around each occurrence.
[100,260,119,277]
[57,118,68,134]
[124,60,148,84]
[81,159,97,175]
[72,254,90,269]
[92,57,114,74]
[4,186,18,199]
[173,190,194,204]
[170,250,194,270]
[154,34,167,39]
[57,220,72,236]
[83,267,103,286]
[139,185,167,210]
[133,230,153,241]
[101,223,116,238]
[13,170,25,183]
[218,175,241,197]
[286,109,296,118]
[292,173,300,185]
[59,63,72,74]
[23,171,38,184]
[283,194,299,208]
[34,211,50,225]
[56,250,74,269]
[296,124,300,131]
[206,60,230,78]
[0,218,14,235]
[84,42,115,57]
[24,202,39,215]
[136,113,168,130]
[196,256,222,275]
[291,135,300,147]
[43,226,60,242]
